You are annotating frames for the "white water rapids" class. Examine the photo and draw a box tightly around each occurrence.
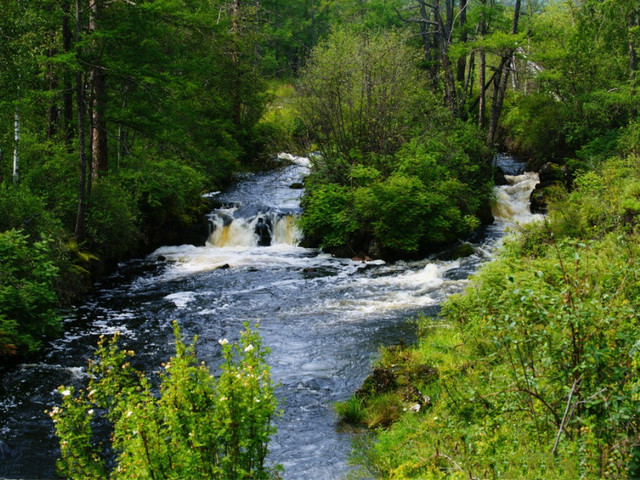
[0,154,540,480]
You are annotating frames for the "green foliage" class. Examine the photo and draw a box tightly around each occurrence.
[300,128,492,258]
[351,155,640,479]
[299,183,359,248]
[500,0,639,162]
[538,155,640,241]
[85,179,140,262]
[336,395,366,426]
[296,26,495,258]
[0,229,61,359]
[297,29,425,163]
[49,322,280,479]
[0,182,64,240]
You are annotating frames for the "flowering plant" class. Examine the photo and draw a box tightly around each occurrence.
[49,321,280,479]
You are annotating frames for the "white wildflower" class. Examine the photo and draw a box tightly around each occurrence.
[60,389,71,397]
[218,338,228,346]
[244,344,254,352]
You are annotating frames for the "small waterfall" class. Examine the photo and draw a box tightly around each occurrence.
[204,155,310,249]
[493,171,543,224]
[207,210,303,247]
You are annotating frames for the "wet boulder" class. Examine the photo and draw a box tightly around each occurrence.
[494,166,508,186]
[436,242,475,261]
[530,162,568,214]
[255,218,272,246]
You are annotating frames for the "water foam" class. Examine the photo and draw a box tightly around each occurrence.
[493,171,544,224]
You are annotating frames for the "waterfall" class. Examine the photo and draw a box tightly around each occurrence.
[207,210,303,247]
[492,171,543,224]
[204,155,309,248]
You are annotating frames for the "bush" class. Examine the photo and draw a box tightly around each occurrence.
[0,182,64,241]
[49,322,280,480]
[0,230,61,358]
[300,132,492,258]
[299,183,360,249]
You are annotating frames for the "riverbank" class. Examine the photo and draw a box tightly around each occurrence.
[342,154,640,479]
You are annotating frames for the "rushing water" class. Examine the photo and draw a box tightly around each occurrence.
[0,154,540,479]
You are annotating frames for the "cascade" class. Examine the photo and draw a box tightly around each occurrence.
[207,209,303,247]
[205,152,309,248]
[493,171,543,224]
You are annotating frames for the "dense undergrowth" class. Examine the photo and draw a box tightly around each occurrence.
[342,151,640,479]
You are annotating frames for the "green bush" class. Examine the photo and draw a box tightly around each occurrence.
[0,182,64,241]
[0,229,61,358]
[299,183,360,249]
[300,132,492,258]
[49,322,281,480]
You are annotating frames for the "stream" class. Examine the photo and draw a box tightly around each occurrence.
[0,154,540,479]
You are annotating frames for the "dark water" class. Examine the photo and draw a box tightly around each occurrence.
[0,155,537,479]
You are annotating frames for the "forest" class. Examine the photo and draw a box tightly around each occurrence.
[0,0,639,477]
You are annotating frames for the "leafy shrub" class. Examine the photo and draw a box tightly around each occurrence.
[299,183,360,249]
[111,158,209,253]
[49,322,280,480]
[0,230,61,358]
[0,182,64,241]
[300,133,492,258]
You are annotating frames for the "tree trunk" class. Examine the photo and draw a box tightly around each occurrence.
[62,0,74,146]
[422,0,457,115]
[46,45,59,141]
[477,0,487,128]
[231,0,243,128]
[75,0,87,242]
[460,50,475,119]
[456,0,468,84]
[311,0,316,49]
[478,50,486,128]
[418,0,436,83]
[487,0,521,146]
[13,107,20,183]
[441,0,458,114]
[487,55,508,146]
[89,0,107,179]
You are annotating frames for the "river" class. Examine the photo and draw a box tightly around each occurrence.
[0,154,540,479]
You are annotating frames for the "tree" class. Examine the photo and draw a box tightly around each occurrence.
[0,229,61,358]
[297,29,424,167]
[487,0,521,146]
